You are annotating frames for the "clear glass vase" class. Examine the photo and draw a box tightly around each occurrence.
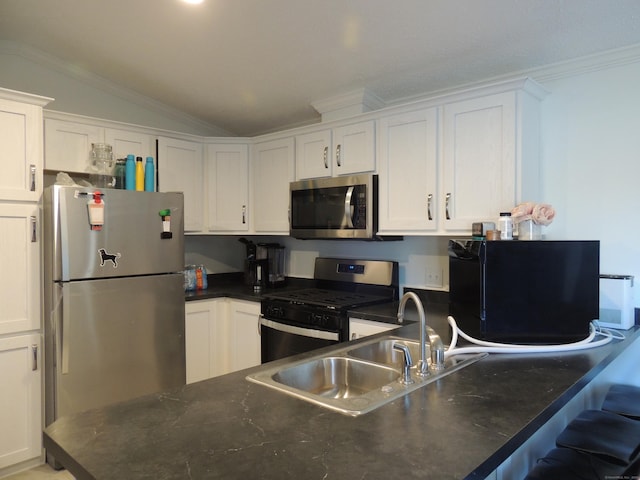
[518,219,542,240]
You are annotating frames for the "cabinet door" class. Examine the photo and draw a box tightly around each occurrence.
[0,99,44,201]
[44,118,103,174]
[295,129,332,180]
[0,333,41,469]
[378,109,438,233]
[104,128,155,161]
[157,137,204,232]
[0,204,40,335]
[333,120,375,175]
[228,300,261,372]
[251,137,294,233]
[349,318,396,340]
[206,143,249,232]
[442,93,516,231]
[185,300,227,383]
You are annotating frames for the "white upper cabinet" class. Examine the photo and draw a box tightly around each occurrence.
[377,78,546,235]
[251,137,295,234]
[104,128,155,161]
[441,92,517,231]
[295,129,332,179]
[45,117,156,174]
[206,143,249,233]
[0,204,40,335]
[157,136,204,232]
[441,83,545,232]
[0,93,50,201]
[44,118,102,173]
[378,108,439,234]
[295,120,375,180]
[333,120,376,176]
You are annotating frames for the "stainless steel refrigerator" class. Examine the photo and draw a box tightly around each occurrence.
[42,185,186,434]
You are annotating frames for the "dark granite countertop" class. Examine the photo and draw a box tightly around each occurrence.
[43,318,640,480]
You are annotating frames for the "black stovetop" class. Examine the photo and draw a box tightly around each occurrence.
[263,288,392,310]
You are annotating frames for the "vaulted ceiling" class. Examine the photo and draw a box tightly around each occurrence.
[1,0,640,136]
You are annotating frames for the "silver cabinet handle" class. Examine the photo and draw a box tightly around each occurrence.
[445,193,451,220]
[242,205,246,224]
[30,216,37,242]
[344,186,355,228]
[427,194,433,221]
[30,164,36,191]
[32,344,38,371]
[336,144,342,167]
[323,146,329,169]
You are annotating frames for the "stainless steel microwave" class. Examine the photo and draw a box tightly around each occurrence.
[290,174,377,239]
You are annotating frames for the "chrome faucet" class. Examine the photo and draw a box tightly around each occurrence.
[397,292,445,376]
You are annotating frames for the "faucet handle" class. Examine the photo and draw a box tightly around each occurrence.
[393,343,414,385]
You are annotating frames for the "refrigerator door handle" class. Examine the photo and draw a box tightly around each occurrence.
[57,291,70,375]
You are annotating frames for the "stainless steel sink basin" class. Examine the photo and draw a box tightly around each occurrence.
[247,335,487,416]
[346,338,421,368]
[273,356,399,398]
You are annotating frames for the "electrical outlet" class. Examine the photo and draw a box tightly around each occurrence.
[425,268,443,288]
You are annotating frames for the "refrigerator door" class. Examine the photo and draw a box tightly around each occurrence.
[46,185,184,281]
[47,273,185,423]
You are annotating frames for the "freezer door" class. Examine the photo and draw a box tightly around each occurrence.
[46,185,184,281]
[48,274,185,422]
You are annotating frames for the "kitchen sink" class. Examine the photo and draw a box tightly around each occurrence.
[273,356,399,398]
[246,335,487,416]
[346,338,422,368]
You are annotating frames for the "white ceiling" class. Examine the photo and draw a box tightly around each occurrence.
[1,0,640,136]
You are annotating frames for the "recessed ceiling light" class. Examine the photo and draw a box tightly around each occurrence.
[182,0,203,4]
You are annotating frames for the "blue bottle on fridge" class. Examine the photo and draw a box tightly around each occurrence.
[144,156,155,192]
[124,154,135,190]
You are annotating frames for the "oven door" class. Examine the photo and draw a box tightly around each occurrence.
[260,317,340,363]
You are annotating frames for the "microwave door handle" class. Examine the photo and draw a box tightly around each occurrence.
[344,186,355,228]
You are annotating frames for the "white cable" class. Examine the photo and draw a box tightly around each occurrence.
[444,315,620,359]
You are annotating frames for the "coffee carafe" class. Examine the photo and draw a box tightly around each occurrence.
[239,238,267,291]
[259,243,286,288]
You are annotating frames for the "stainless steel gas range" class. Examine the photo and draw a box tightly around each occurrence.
[260,257,399,362]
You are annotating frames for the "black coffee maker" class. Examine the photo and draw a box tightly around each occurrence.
[239,238,267,291]
[258,242,286,288]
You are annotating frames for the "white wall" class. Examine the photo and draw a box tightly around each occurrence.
[538,60,640,307]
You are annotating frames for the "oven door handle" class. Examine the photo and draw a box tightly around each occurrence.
[259,316,340,342]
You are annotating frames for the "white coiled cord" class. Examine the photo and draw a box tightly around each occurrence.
[444,316,624,359]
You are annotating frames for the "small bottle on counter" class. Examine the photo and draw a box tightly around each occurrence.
[144,156,155,192]
[498,212,513,240]
[135,157,144,191]
[125,155,135,190]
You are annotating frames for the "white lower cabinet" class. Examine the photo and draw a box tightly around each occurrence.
[228,300,261,372]
[0,333,42,470]
[185,298,260,383]
[349,318,397,340]
[185,299,226,384]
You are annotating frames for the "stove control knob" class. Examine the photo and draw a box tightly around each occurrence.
[267,305,284,318]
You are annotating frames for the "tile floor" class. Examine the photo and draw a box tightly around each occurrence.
[2,464,75,480]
